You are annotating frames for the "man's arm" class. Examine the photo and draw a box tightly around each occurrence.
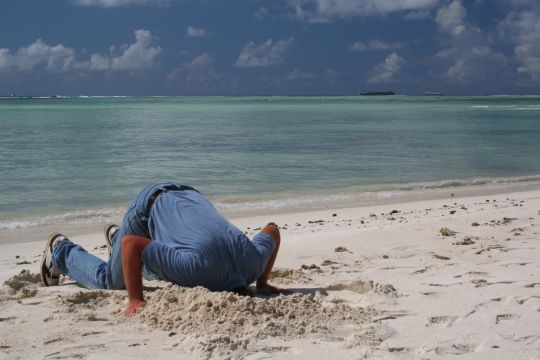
[121,235,151,317]
[256,223,286,295]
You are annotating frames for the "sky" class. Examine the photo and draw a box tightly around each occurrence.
[0,0,539,96]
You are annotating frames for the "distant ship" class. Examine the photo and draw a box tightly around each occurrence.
[424,92,444,96]
[360,91,395,96]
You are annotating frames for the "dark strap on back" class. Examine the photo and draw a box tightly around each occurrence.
[145,184,199,214]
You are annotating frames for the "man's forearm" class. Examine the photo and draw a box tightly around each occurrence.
[257,223,280,286]
[121,235,151,302]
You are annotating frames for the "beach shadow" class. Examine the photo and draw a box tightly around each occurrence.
[237,285,326,298]
[56,280,165,293]
[56,281,324,299]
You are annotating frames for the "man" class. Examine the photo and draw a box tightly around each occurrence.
[40,182,284,316]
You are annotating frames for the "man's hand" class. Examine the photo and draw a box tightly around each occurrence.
[125,299,147,317]
[121,235,151,317]
[256,223,287,295]
[256,280,287,295]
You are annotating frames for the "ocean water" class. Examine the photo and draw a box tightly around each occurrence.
[1,95,540,230]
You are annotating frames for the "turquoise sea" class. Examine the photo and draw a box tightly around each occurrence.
[1,95,540,230]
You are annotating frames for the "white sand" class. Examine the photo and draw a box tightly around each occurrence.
[0,187,539,359]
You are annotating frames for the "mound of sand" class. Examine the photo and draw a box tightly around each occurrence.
[267,267,309,284]
[0,269,41,301]
[137,284,377,355]
[61,290,125,309]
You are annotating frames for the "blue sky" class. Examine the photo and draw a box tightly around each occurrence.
[0,0,539,95]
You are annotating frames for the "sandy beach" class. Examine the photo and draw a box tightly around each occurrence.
[1,185,539,359]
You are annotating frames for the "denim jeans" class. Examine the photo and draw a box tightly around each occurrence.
[52,182,181,289]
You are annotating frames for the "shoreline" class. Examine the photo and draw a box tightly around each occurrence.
[2,177,540,245]
[0,185,539,358]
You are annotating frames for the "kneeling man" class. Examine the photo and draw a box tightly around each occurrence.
[40,182,283,316]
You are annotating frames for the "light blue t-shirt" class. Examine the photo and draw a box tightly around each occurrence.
[141,189,275,291]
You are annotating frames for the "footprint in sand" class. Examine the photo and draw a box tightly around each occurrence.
[495,314,517,324]
[427,316,457,327]
[454,271,489,279]
[0,316,17,322]
[326,280,398,296]
[412,266,432,274]
[436,343,476,355]
[387,346,407,353]
[516,295,540,305]
[501,334,540,345]
[464,297,504,317]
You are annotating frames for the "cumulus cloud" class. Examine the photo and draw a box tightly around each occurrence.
[433,0,508,83]
[285,68,314,80]
[435,0,467,37]
[166,53,216,83]
[289,0,440,22]
[498,10,540,81]
[254,6,269,21]
[349,40,406,52]
[368,52,406,83]
[105,29,161,70]
[516,43,540,80]
[235,38,294,67]
[184,53,213,70]
[443,46,508,83]
[187,26,207,37]
[403,9,432,20]
[0,40,81,72]
[70,0,172,7]
[0,29,161,72]
[0,39,79,72]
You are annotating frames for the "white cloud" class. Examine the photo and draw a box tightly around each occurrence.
[88,54,111,70]
[444,46,508,83]
[368,52,406,83]
[255,6,269,21]
[403,9,432,20]
[496,0,534,8]
[187,26,207,38]
[499,10,540,81]
[0,49,11,70]
[435,0,467,37]
[235,38,294,68]
[166,53,215,82]
[432,0,509,84]
[515,43,540,80]
[185,53,213,69]
[290,0,440,22]
[286,68,314,80]
[349,40,406,52]
[0,39,79,72]
[109,29,161,70]
[70,0,172,7]
[0,29,161,72]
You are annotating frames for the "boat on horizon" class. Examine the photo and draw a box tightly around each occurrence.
[424,91,444,96]
[360,90,395,96]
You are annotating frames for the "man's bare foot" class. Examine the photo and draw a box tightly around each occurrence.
[124,299,146,317]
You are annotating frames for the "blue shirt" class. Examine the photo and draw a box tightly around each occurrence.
[140,189,275,291]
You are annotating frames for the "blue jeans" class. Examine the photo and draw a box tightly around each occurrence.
[52,182,179,289]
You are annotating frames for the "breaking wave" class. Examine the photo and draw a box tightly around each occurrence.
[2,174,540,231]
